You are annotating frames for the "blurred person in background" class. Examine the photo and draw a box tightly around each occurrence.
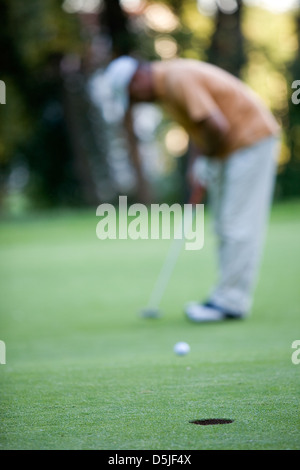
[102,56,281,322]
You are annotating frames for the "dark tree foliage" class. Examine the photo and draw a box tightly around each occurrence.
[101,0,137,57]
[0,0,100,207]
[1,0,299,207]
[207,0,246,78]
[278,11,300,198]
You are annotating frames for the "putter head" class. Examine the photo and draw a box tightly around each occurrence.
[140,308,161,319]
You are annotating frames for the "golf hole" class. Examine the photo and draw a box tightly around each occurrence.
[189,419,234,426]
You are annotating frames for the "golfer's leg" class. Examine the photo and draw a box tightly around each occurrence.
[193,155,224,233]
[208,136,279,315]
[184,157,227,322]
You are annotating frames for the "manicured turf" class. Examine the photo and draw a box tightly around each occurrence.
[0,202,299,450]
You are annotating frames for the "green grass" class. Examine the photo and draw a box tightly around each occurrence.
[0,202,300,450]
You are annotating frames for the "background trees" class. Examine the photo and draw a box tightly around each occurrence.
[0,0,299,211]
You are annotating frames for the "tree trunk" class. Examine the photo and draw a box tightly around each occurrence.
[207,0,245,78]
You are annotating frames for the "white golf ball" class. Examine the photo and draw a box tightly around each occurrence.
[174,342,190,356]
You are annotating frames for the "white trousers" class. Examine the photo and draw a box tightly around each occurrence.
[196,135,280,315]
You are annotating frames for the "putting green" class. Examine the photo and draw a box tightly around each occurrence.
[0,202,299,450]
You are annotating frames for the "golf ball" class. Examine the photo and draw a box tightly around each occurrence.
[174,342,190,356]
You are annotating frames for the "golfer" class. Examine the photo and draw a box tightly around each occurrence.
[102,56,281,322]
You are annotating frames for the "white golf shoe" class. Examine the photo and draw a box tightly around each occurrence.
[185,301,244,323]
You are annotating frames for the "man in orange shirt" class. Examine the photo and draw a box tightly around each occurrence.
[101,56,280,322]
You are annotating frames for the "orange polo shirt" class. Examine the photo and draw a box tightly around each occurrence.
[151,59,280,158]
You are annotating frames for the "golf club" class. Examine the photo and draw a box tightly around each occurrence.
[140,183,205,318]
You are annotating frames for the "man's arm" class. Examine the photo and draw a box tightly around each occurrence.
[186,110,230,190]
[194,110,230,157]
